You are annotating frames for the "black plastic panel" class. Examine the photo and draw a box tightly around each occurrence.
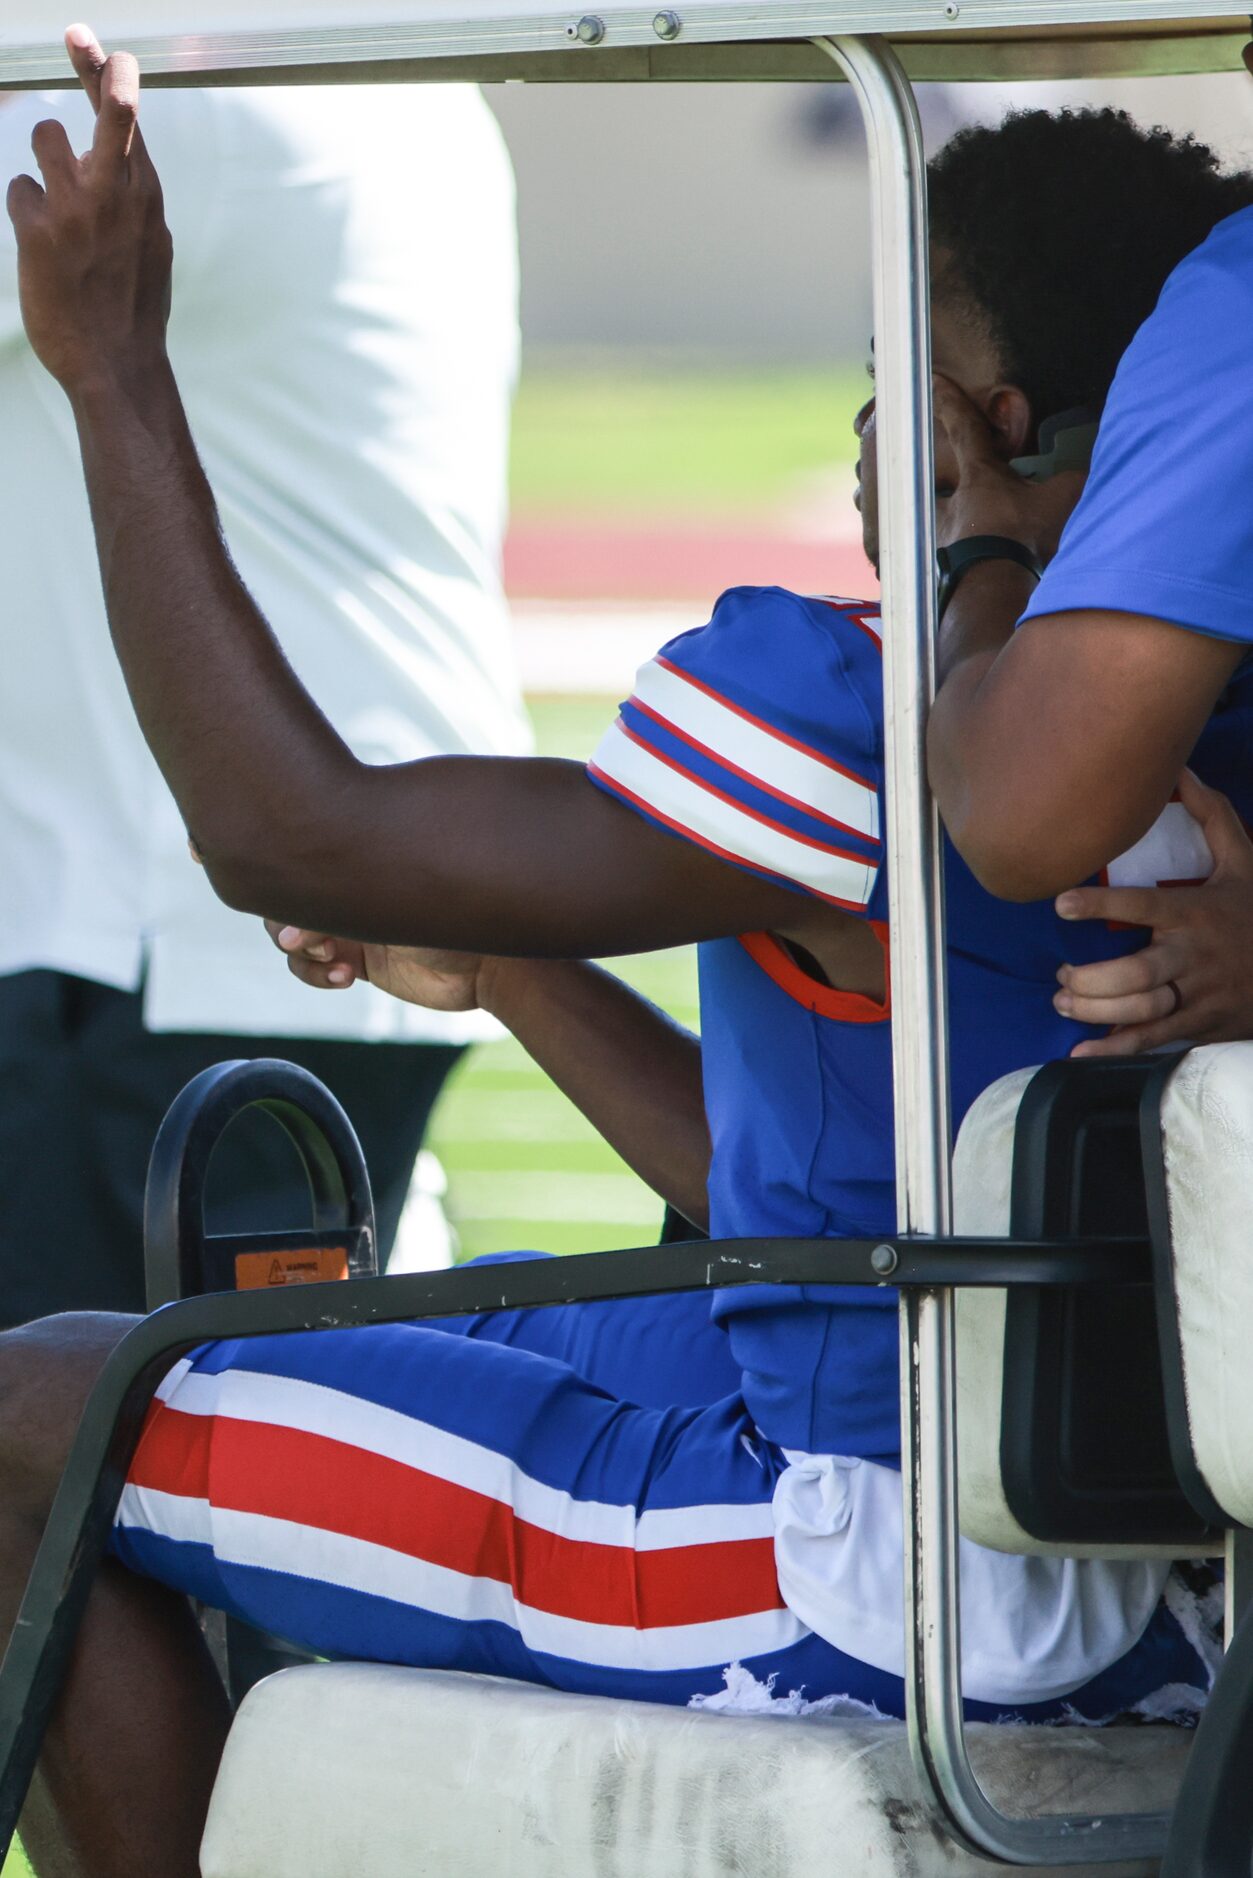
[143,1057,378,1309]
[999,1057,1218,1548]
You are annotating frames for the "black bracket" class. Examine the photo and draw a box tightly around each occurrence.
[144,1057,378,1306]
[998,1056,1217,1549]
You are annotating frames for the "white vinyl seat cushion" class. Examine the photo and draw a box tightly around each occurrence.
[200,1663,1188,1878]
[953,1068,1048,1554]
[1159,1041,1253,1526]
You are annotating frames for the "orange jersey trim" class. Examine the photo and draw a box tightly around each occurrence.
[739,924,891,1025]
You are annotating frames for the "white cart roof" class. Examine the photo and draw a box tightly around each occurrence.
[0,2,1247,86]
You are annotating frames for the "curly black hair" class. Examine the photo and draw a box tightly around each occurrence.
[927,108,1253,429]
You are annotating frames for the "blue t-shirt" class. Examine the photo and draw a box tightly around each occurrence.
[1023,204,1253,643]
[589,586,1253,1462]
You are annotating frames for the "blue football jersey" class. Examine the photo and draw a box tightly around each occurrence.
[589,586,1253,1461]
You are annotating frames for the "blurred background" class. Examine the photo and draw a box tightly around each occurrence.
[416,66,1253,1266]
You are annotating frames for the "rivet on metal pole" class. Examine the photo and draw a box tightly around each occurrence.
[566,14,605,42]
[652,10,682,37]
[871,1243,900,1276]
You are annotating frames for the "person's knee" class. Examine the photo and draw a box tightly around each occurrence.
[0,1313,137,1523]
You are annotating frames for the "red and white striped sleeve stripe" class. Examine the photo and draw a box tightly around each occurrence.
[590,659,880,911]
[634,658,880,843]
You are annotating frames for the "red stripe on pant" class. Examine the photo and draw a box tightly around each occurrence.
[129,1400,786,1630]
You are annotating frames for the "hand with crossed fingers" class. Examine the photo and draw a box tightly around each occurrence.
[7,24,172,397]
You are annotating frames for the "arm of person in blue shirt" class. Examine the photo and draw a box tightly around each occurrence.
[926,380,1244,902]
[1042,771,1253,1055]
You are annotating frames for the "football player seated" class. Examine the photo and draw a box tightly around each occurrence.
[3,33,1251,1877]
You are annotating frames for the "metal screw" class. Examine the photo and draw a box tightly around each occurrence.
[653,9,682,37]
[566,14,605,41]
[871,1243,899,1277]
[944,2,960,16]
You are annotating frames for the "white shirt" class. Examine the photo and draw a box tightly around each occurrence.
[0,83,530,1042]
[771,1451,1170,1708]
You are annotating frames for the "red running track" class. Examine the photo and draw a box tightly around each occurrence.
[504,519,878,603]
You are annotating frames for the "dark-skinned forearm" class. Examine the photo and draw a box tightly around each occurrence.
[929,562,1240,902]
[72,361,358,883]
[481,957,711,1229]
[69,363,810,955]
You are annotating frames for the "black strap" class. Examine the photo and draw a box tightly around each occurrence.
[936,535,1043,620]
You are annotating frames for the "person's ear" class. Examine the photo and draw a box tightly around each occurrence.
[980,385,1033,459]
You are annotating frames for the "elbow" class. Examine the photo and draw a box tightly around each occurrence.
[961,845,1058,904]
[190,758,372,924]
[668,1193,710,1237]
[194,824,342,924]
[929,707,1086,901]
[944,808,1078,905]
[198,851,283,918]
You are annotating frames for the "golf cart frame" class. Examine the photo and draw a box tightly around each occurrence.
[1,6,1250,1872]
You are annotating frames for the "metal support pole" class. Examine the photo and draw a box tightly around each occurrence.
[1161,1589,1253,1877]
[1225,1527,1253,1646]
[814,35,1168,1865]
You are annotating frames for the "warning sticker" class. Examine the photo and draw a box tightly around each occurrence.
[234,1246,350,1290]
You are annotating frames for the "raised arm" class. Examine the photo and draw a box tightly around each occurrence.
[5,35,834,960]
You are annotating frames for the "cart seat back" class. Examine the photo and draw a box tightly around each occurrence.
[1145,1041,1253,1530]
[955,1056,1221,1559]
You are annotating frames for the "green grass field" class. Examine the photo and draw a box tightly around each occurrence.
[429,693,698,1261]
[510,364,867,517]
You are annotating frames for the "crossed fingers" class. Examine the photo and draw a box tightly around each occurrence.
[66,24,140,162]
[12,24,144,232]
